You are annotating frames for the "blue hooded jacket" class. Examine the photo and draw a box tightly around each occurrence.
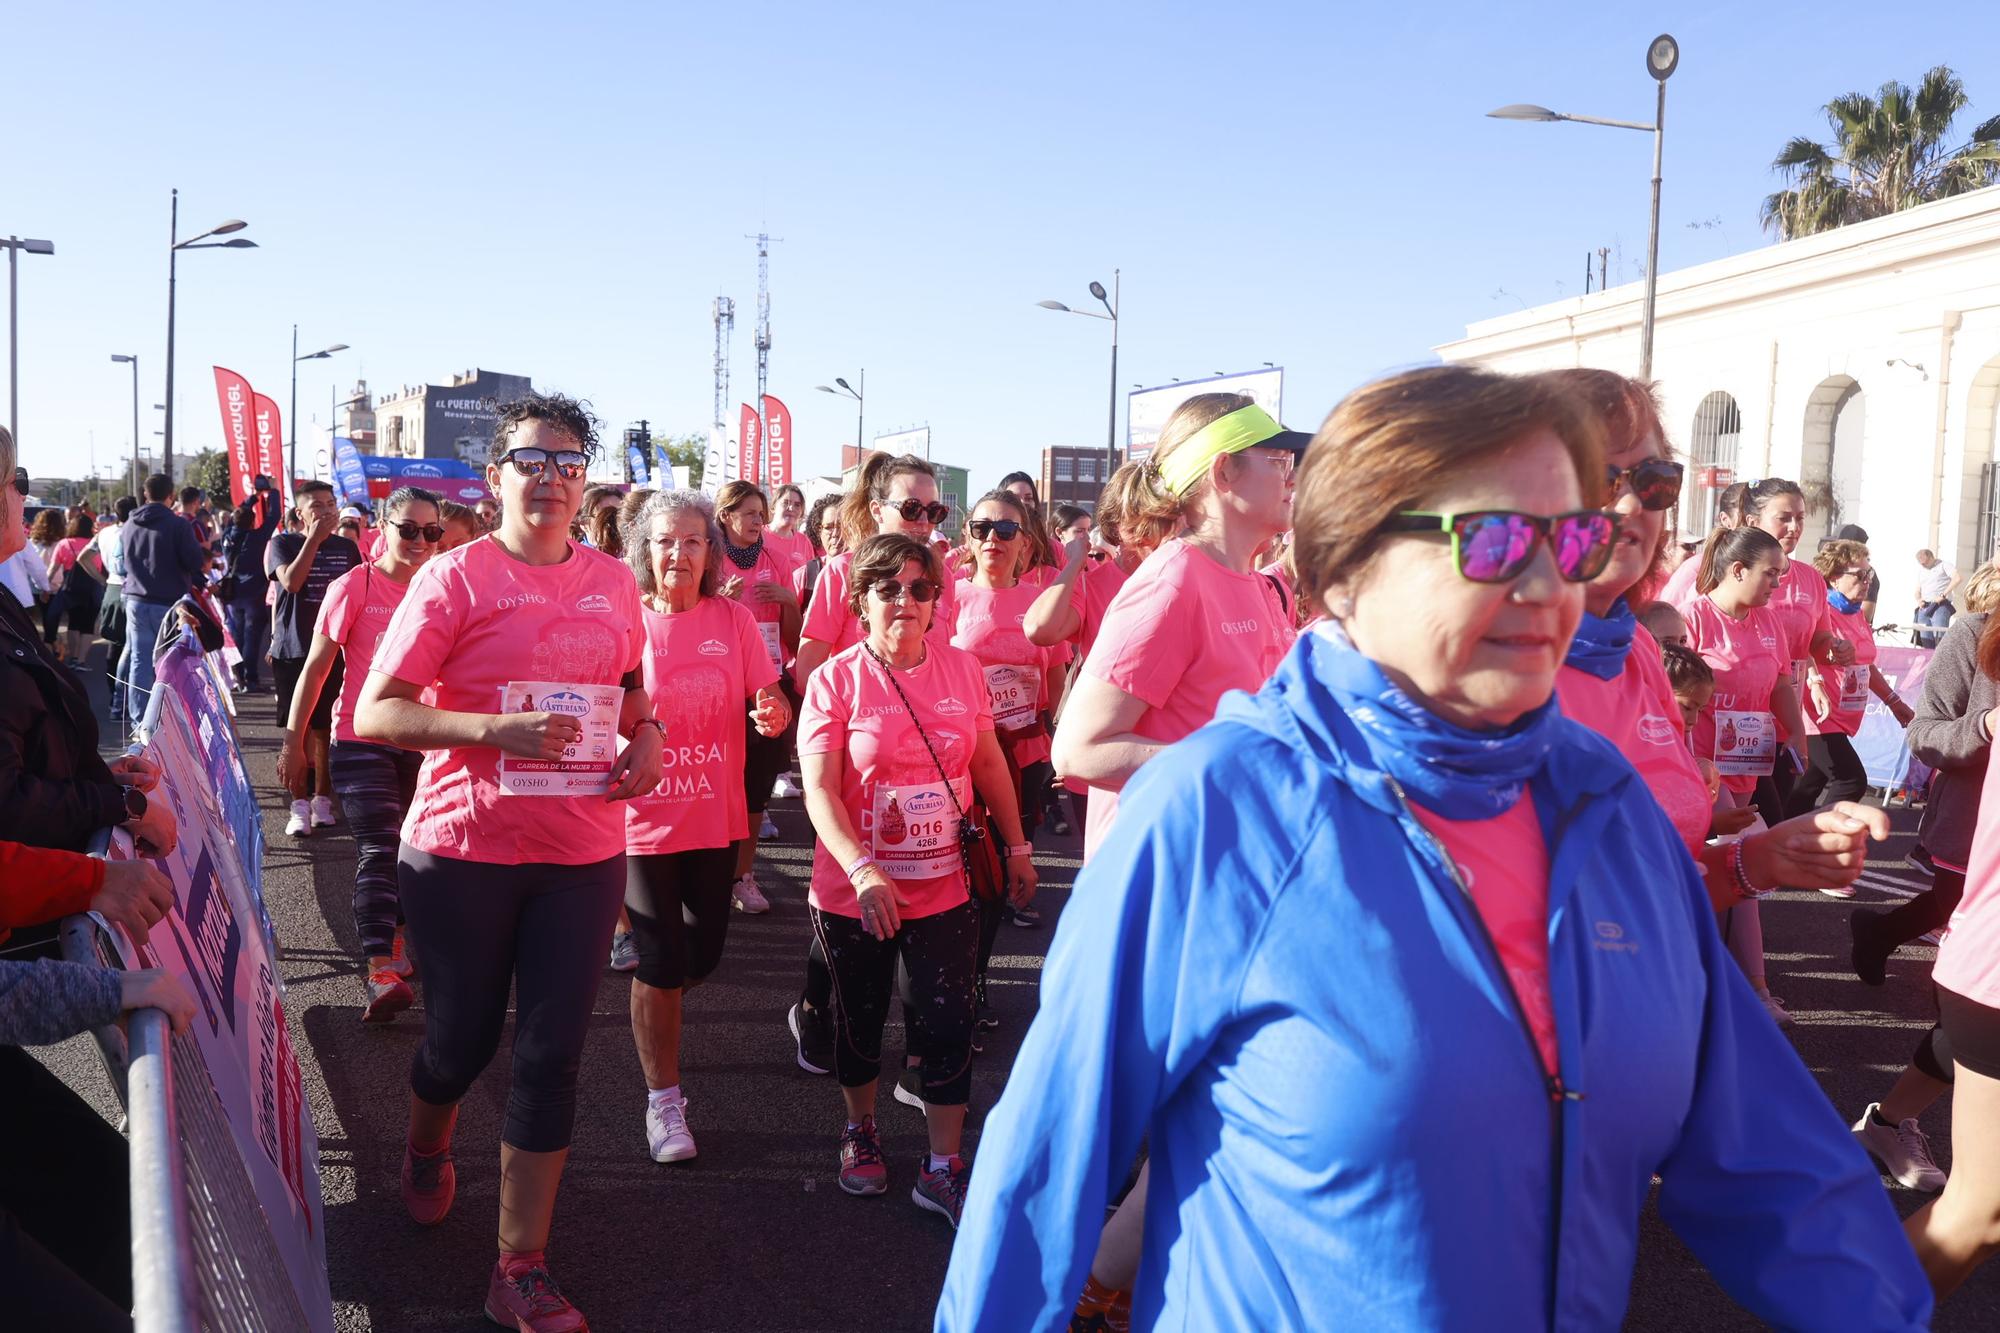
[936,630,1930,1331]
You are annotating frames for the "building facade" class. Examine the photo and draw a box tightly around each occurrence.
[337,379,377,453]
[373,369,534,464]
[1436,187,2000,582]
[839,448,971,532]
[1039,445,1122,512]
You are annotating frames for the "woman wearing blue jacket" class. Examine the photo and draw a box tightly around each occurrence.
[936,365,1930,1331]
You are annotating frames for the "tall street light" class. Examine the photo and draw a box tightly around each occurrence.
[3,234,55,445]
[816,371,865,459]
[1488,33,1679,380]
[110,355,140,494]
[1037,269,1120,480]
[164,189,255,484]
[291,328,350,481]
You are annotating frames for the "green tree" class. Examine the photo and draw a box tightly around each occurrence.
[659,432,706,488]
[185,448,234,504]
[1761,66,2000,241]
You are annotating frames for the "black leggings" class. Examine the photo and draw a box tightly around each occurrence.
[1875,865,1968,952]
[812,900,979,1105]
[329,741,422,960]
[1788,732,1868,817]
[398,848,625,1152]
[625,846,737,990]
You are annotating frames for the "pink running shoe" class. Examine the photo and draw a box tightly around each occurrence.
[838,1116,889,1196]
[400,1140,455,1227]
[484,1259,590,1331]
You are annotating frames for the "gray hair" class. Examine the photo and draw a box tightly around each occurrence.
[624,487,724,600]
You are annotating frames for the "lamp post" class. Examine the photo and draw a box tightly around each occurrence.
[290,328,350,481]
[3,234,55,445]
[815,371,865,459]
[163,189,255,484]
[1488,33,1678,380]
[110,355,140,494]
[1037,269,1120,480]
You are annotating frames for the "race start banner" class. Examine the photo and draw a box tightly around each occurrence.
[214,366,261,506]
[739,402,763,485]
[1856,645,1935,794]
[762,393,792,485]
[254,393,289,500]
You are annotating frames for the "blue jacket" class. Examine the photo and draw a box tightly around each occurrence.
[119,501,205,605]
[937,632,1930,1331]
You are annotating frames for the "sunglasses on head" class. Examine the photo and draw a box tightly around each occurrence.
[1604,458,1684,512]
[868,577,939,604]
[967,519,1021,541]
[885,498,951,525]
[389,519,447,542]
[500,447,588,480]
[1382,509,1621,584]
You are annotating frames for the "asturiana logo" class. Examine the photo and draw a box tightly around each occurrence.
[698,638,729,656]
[540,690,592,716]
[576,593,612,613]
[1636,714,1676,746]
[933,697,968,718]
[904,790,949,817]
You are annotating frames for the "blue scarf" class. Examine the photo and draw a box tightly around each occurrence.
[1827,586,1861,615]
[1564,597,1635,681]
[1310,624,1559,819]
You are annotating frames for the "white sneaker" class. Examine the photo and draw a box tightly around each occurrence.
[646,1094,697,1163]
[771,773,804,800]
[286,800,312,838]
[1819,884,1857,899]
[1852,1102,1947,1190]
[732,874,770,914]
[310,795,336,828]
[759,812,780,839]
[1760,992,1794,1026]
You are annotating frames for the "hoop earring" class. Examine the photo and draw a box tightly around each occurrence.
[1332,596,1355,620]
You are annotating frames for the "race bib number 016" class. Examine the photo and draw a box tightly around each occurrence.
[498,680,623,796]
[872,779,966,881]
[1713,708,1777,777]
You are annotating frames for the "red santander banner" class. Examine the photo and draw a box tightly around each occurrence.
[738,402,763,485]
[761,394,792,486]
[252,394,288,501]
[213,366,259,505]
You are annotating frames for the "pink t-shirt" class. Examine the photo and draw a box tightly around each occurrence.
[1078,539,1295,858]
[797,641,995,920]
[1767,559,1831,691]
[1806,601,1878,738]
[1556,624,1712,853]
[1413,796,1557,1073]
[1071,557,1129,665]
[317,563,415,746]
[721,544,796,677]
[799,550,959,659]
[1678,595,1788,794]
[373,537,644,866]
[1935,750,2000,1008]
[764,528,812,573]
[52,536,90,571]
[624,596,779,854]
[952,579,1055,767]
[1657,554,1702,609]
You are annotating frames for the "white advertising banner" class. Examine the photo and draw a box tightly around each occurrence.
[1126,368,1284,461]
[872,426,931,459]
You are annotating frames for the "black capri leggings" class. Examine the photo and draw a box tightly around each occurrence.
[812,899,979,1106]
[397,848,625,1153]
[1788,732,1868,817]
[625,846,738,990]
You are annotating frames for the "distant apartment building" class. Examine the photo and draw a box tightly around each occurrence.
[374,369,534,464]
[1039,445,1122,512]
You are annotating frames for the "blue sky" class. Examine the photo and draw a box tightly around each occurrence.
[6,1,1995,493]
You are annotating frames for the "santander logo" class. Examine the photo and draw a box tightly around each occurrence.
[576,593,612,613]
[933,697,969,718]
[698,638,729,657]
[1636,714,1676,746]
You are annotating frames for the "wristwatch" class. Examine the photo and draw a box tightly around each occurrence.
[119,784,148,824]
[629,717,667,743]
[1004,843,1035,859]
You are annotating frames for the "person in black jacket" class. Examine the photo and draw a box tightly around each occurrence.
[222,478,280,694]
[118,474,206,724]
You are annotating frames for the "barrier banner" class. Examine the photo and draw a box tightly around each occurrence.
[739,402,763,485]
[762,394,792,485]
[331,436,370,510]
[1855,645,1934,793]
[150,627,267,924]
[213,367,260,506]
[253,394,289,500]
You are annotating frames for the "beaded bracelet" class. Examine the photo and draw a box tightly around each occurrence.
[1726,839,1761,899]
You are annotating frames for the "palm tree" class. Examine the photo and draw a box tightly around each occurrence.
[1761,66,2000,240]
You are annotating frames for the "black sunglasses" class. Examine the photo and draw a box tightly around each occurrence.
[1382,509,1621,584]
[500,448,588,480]
[868,577,939,604]
[388,519,447,542]
[1604,459,1684,512]
[9,469,27,497]
[967,519,1021,541]
[886,499,951,525]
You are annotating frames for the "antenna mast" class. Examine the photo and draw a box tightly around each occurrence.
[747,232,781,471]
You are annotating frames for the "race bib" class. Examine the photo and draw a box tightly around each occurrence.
[1713,709,1777,777]
[871,779,965,881]
[982,662,1042,734]
[1838,665,1870,715]
[497,680,623,796]
[758,621,784,671]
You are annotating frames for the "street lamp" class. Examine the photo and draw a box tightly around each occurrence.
[1036,270,1120,480]
[163,189,255,484]
[816,371,865,458]
[110,355,140,494]
[3,234,55,445]
[291,328,350,481]
[1488,33,1678,380]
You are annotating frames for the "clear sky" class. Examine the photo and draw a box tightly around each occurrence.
[6,1,1995,494]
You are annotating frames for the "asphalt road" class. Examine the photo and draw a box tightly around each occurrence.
[39,657,2000,1330]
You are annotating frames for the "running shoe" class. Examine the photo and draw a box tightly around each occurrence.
[285,799,311,838]
[1850,908,1892,987]
[362,970,414,1024]
[759,812,780,839]
[1908,843,1937,879]
[608,930,639,973]
[400,1138,456,1227]
[646,1093,696,1163]
[1818,883,1857,899]
[837,1116,889,1196]
[788,1001,832,1075]
[893,1065,925,1109]
[912,1154,970,1229]
[1852,1103,1947,1191]
[310,794,337,828]
[484,1259,589,1332]
[1009,904,1042,928]
[772,773,804,800]
[733,874,770,914]
[1760,992,1794,1026]
[1048,809,1071,836]
[389,928,416,979]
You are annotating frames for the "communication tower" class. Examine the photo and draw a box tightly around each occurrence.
[712,296,735,439]
[746,232,780,456]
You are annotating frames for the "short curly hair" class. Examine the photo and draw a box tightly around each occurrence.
[492,390,601,459]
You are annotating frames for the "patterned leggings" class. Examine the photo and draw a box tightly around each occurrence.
[811,899,978,1105]
[329,741,422,960]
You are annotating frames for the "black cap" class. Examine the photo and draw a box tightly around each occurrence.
[1835,523,1869,543]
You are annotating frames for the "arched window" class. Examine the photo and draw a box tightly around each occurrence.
[1684,392,1742,538]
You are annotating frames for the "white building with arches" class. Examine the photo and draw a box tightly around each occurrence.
[1437,186,2000,590]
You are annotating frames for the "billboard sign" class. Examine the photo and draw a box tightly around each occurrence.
[872,426,931,460]
[1126,368,1284,462]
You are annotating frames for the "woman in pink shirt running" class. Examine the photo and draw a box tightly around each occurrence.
[277,484,443,1022]
[354,394,666,1333]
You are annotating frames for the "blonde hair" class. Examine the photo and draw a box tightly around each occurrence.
[1963,559,2000,615]
[839,452,937,548]
[1098,460,1179,554]
[1124,392,1253,535]
[1811,539,1869,583]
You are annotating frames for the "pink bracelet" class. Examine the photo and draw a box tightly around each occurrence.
[844,853,877,882]
[1727,840,1761,899]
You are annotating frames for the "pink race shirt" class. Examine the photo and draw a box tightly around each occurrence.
[317,563,415,746]
[1079,539,1295,857]
[1935,750,2000,1009]
[764,528,813,574]
[1073,557,1129,665]
[373,537,644,866]
[1413,795,1557,1073]
[1678,595,1788,794]
[624,596,779,854]
[1556,624,1711,853]
[1807,600,1878,738]
[952,579,1055,767]
[1657,554,1702,610]
[799,550,959,658]
[1767,559,1831,682]
[52,536,90,571]
[722,543,796,677]
[797,642,994,920]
